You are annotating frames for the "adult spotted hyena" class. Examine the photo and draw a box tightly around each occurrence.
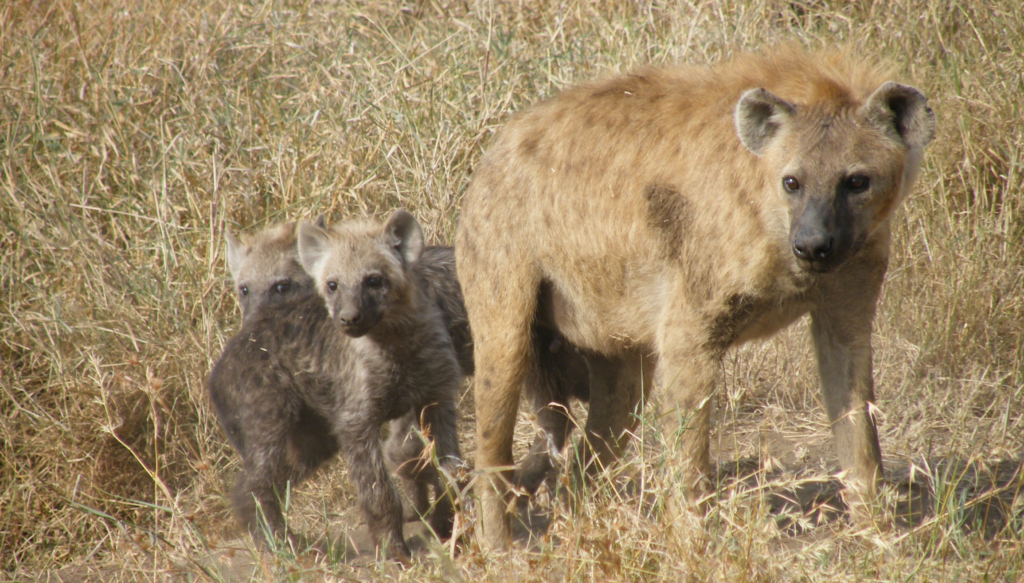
[455,48,936,547]
[207,210,464,559]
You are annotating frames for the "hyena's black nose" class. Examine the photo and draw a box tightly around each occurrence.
[793,234,835,262]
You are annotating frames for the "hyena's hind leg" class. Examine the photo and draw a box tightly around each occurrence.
[233,404,337,550]
[514,324,592,494]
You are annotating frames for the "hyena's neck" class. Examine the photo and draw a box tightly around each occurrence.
[363,287,441,354]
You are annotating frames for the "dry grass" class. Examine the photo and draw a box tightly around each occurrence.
[1,0,1022,581]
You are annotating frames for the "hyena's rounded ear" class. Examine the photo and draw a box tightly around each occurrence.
[313,214,327,230]
[297,220,331,276]
[383,209,424,266]
[225,230,248,283]
[862,82,936,150]
[735,88,797,156]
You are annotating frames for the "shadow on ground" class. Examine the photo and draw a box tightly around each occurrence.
[510,456,1024,543]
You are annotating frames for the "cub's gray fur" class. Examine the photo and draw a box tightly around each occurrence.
[208,210,463,559]
[225,218,323,323]
[223,217,591,496]
[223,220,468,519]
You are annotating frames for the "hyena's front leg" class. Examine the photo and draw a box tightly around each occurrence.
[656,318,722,508]
[339,418,410,559]
[385,411,432,519]
[809,301,884,521]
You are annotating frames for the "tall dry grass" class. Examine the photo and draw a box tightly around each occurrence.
[1,0,1021,581]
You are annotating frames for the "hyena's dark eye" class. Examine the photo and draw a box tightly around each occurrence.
[782,176,801,192]
[365,275,384,289]
[326,281,338,293]
[239,285,249,297]
[274,281,291,294]
[845,175,870,193]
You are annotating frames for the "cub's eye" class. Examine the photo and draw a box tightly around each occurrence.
[239,285,249,297]
[845,175,870,192]
[366,276,384,289]
[782,176,801,192]
[274,281,291,294]
[326,281,338,293]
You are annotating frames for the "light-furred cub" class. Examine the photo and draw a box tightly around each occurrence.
[225,219,323,324]
[456,47,936,548]
[207,210,463,559]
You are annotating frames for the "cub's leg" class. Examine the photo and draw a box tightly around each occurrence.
[514,325,592,494]
[384,411,433,519]
[416,394,462,539]
[338,415,410,559]
[231,427,293,548]
[232,404,336,550]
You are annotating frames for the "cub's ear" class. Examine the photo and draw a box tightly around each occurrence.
[382,209,424,266]
[734,88,797,156]
[312,214,327,230]
[225,230,248,283]
[297,220,331,278]
[862,82,936,150]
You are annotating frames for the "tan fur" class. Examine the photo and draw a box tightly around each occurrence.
[455,47,935,548]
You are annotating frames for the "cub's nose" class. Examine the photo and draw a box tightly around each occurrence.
[338,310,362,327]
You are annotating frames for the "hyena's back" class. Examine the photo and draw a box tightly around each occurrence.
[417,246,474,377]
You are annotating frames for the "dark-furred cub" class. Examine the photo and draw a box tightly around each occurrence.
[207,210,463,559]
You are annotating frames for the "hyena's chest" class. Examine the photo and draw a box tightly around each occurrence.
[716,292,815,347]
[346,341,432,420]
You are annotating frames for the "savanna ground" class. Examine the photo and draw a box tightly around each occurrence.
[2,0,1023,581]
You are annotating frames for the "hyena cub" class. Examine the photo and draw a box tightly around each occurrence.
[223,217,589,500]
[223,219,466,520]
[207,210,463,558]
[225,218,323,322]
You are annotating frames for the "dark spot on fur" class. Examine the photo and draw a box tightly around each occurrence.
[461,237,478,264]
[706,294,764,349]
[519,135,540,157]
[643,183,689,259]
